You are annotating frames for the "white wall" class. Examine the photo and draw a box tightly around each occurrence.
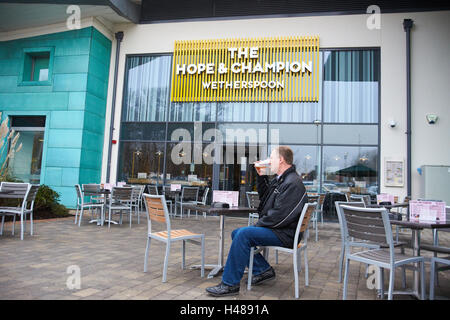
[103,10,450,201]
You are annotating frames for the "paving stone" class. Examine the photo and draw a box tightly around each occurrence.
[0,215,448,300]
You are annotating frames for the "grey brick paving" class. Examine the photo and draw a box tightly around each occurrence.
[0,213,448,300]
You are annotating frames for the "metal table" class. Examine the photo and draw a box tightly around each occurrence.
[82,189,111,226]
[389,219,450,299]
[182,204,255,279]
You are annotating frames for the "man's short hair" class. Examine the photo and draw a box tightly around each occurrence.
[274,146,294,165]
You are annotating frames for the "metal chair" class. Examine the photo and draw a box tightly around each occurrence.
[175,186,199,219]
[247,202,316,299]
[246,191,260,226]
[192,187,209,219]
[143,194,205,282]
[420,207,450,288]
[340,205,426,300]
[121,185,145,225]
[162,186,176,216]
[429,251,450,300]
[0,183,39,240]
[105,187,133,228]
[310,193,325,242]
[147,185,158,195]
[335,201,366,283]
[75,184,104,226]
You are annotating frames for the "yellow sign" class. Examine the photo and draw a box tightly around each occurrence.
[170,36,320,102]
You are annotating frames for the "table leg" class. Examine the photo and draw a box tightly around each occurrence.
[191,214,225,278]
[412,229,421,298]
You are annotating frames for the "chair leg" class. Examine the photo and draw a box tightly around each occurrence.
[247,247,255,291]
[162,242,171,283]
[78,207,84,227]
[108,208,112,229]
[20,214,24,240]
[380,268,385,299]
[30,211,33,236]
[0,216,4,235]
[420,261,425,300]
[144,237,151,272]
[275,250,279,265]
[129,208,132,228]
[12,215,16,235]
[429,259,435,300]
[200,236,205,278]
[343,258,350,300]
[304,249,309,287]
[182,240,186,269]
[293,252,299,299]
[338,245,345,283]
[74,206,79,224]
[315,215,318,242]
[388,269,395,300]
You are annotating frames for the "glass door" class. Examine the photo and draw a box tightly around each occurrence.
[219,144,263,206]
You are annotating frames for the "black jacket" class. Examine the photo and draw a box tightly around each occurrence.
[254,165,308,248]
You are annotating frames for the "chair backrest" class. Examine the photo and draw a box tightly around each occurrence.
[142,193,171,235]
[181,186,199,201]
[131,186,142,200]
[75,184,83,201]
[292,202,316,249]
[340,205,394,256]
[26,184,40,202]
[111,187,132,201]
[201,187,209,204]
[0,182,30,199]
[82,184,100,196]
[362,195,371,206]
[349,195,362,202]
[335,201,366,245]
[317,193,326,208]
[147,185,158,195]
[246,191,260,208]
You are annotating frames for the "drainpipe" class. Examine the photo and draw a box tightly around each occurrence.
[106,31,124,183]
[403,19,413,198]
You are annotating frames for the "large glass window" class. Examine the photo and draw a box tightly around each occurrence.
[9,116,46,184]
[122,55,172,122]
[117,49,380,200]
[117,141,165,184]
[323,50,379,123]
[322,146,378,195]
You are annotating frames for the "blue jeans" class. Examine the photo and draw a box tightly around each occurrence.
[222,226,283,286]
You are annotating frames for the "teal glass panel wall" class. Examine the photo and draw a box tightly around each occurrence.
[0,27,112,208]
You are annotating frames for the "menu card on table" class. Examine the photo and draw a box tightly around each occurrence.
[409,200,446,222]
[377,193,395,204]
[212,191,239,207]
[170,184,181,191]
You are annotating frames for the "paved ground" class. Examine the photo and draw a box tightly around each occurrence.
[0,211,449,300]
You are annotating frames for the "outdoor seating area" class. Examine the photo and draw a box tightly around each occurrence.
[0,183,449,300]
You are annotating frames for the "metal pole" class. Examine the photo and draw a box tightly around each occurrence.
[106,31,124,183]
[403,19,413,197]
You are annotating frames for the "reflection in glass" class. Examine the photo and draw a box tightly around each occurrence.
[269,124,321,144]
[122,55,172,122]
[323,50,379,123]
[217,102,267,122]
[165,143,212,189]
[322,146,378,195]
[323,124,378,145]
[118,142,165,185]
[9,131,44,184]
[120,122,166,141]
[269,144,320,192]
[169,102,216,122]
